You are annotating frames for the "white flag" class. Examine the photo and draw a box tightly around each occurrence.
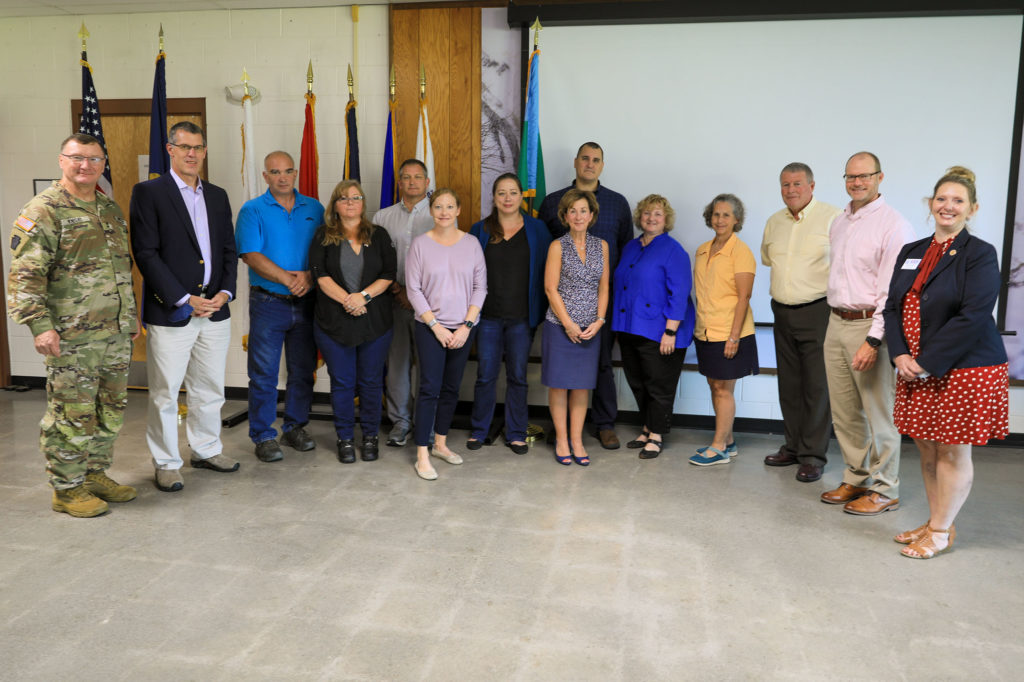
[241,94,259,201]
[415,99,435,193]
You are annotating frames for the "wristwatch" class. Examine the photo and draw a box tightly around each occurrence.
[463,319,475,329]
[664,328,677,337]
[428,319,438,329]
[865,336,882,349]
[361,290,371,303]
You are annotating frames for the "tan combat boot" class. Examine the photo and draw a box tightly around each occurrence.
[85,470,138,503]
[52,485,110,517]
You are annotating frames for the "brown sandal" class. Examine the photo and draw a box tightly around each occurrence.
[900,526,956,559]
[895,521,954,545]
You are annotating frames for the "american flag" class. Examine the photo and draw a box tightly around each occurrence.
[79,51,113,195]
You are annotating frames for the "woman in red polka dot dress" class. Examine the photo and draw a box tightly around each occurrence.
[881,166,1008,560]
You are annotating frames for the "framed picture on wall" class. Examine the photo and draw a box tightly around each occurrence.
[33,179,57,195]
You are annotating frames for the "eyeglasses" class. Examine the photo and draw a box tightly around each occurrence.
[266,169,297,176]
[169,143,207,153]
[337,196,364,202]
[61,154,106,165]
[843,171,880,182]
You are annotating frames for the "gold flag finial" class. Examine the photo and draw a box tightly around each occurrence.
[77,22,89,53]
[389,64,396,102]
[242,68,250,97]
[158,24,165,53]
[419,64,426,100]
[347,64,355,102]
[306,59,314,94]
[531,17,542,49]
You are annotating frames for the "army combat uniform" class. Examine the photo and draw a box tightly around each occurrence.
[7,181,138,490]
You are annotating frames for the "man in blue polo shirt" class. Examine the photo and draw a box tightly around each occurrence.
[538,141,633,449]
[236,151,325,462]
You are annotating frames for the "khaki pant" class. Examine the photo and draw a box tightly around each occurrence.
[823,315,901,497]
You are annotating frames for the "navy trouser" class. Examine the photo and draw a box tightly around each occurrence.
[413,322,477,447]
[470,317,532,443]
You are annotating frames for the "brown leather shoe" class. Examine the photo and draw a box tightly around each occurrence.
[844,491,900,516]
[820,482,868,505]
[598,429,620,450]
[764,450,798,467]
[795,463,823,482]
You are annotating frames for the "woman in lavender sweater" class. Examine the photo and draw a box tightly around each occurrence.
[406,188,487,480]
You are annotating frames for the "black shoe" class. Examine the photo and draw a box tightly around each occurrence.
[466,439,483,451]
[282,426,315,452]
[255,439,284,463]
[796,463,824,482]
[506,441,529,455]
[336,439,356,464]
[361,436,379,462]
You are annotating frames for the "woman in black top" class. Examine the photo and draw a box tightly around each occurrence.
[309,180,397,463]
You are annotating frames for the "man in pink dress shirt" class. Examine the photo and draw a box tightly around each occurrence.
[820,152,915,515]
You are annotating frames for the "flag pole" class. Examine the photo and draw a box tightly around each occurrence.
[78,21,88,53]
[344,64,360,181]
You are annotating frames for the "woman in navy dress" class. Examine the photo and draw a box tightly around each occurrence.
[542,189,609,466]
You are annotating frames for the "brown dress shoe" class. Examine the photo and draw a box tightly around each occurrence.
[795,463,823,482]
[764,451,798,467]
[844,491,899,516]
[820,482,868,505]
[598,429,620,450]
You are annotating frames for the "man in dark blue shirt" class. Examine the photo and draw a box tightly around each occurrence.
[538,142,633,448]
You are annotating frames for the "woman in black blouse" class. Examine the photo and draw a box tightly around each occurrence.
[309,180,397,463]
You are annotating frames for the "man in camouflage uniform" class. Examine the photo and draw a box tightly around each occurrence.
[7,133,140,517]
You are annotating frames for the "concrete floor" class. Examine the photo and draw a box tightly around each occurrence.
[1,389,1022,681]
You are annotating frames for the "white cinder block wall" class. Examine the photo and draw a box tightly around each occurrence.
[2,8,1021,435]
[1,7,389,396]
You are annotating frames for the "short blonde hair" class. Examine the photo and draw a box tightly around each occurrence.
[633,194,675,232]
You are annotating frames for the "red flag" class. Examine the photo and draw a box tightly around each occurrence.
[299,92,318,199]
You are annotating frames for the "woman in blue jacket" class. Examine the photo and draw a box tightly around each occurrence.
[467,173,551,454]
[882,166,1008,559]
[612,194,695,459]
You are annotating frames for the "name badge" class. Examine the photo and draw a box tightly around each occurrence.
[60,216,90,226]
[902,258,921,270]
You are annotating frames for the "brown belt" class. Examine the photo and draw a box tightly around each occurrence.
[831,307,875,320]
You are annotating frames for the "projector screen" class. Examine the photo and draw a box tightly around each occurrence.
[539,15,1023,339]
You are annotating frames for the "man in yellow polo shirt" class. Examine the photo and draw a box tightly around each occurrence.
[760,163,840,483]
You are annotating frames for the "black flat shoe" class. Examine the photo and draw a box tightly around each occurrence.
[639,439,662,460]
[626,428,651,449]
[336,439,356,464]
[361,436,379,462]
[466,439,483,451]
[506,441,528,455]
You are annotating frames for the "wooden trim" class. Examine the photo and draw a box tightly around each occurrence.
[506,1,1023,26]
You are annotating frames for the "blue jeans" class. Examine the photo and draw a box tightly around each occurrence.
[470,317,532,442]
[314,323,393,441]
[247,290,316,444]
[413,322,477,447]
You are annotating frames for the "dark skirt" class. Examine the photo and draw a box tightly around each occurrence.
[695,335,759,380]
[541,320,599,389]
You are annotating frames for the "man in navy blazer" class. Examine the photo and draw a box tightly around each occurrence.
[130,121,240,493]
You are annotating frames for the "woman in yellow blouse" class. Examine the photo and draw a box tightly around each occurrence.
[690,194,759,466]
